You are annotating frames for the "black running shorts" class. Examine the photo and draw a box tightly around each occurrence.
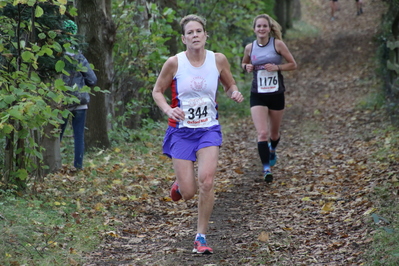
[250,92,285,110]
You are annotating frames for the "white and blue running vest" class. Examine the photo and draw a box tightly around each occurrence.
[169,50,220,128]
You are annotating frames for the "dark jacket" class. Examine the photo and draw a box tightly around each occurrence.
[62,51,97,106]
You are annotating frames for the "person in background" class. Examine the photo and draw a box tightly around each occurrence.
[152,14,243,254]
[330,0,339,21]
[60,20,97,169]
[355,0,364,16]
[241,14,297,183]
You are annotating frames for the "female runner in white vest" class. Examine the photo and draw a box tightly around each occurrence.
[152,14,244,254]
[241,14,297,183]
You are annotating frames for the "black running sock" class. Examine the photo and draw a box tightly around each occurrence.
[258,141,270,169]
[270,137,280,150]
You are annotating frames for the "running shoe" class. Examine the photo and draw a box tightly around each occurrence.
[264,170,273,183]
[269,143,277,167]
[170,181,182,201]
[192,236,213,254]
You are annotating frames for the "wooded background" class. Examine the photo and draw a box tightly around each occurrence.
[1,0,398,190]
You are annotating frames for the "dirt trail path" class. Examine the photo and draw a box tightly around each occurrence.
[85,1,391,265]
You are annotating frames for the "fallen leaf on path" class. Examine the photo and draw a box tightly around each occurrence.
[258,231,269,242]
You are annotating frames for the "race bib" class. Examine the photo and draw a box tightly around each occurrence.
[181,97,215,128]
[257,69,279,93]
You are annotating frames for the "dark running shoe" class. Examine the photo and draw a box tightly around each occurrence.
[269,143,277,167]
[264,170,273,183]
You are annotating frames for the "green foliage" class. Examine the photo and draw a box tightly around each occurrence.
[109,101,165,147]
[358,2,399,263]
[109,1,177,139]
[175,0,275,57]
[110,0,275,143]
[365,184,399,266]
[0,189,109,265]
[0,124,169,264]
[0,0,99,188]
[362,121,399,265]
[376,0,399,126]
[284,20,319,40]
[217,79,251,120]
[0,1,75,78]
[112,2,175,77]
[357,88,386,111]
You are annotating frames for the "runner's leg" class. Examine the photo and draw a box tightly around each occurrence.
[172,158,197,200]
[196,146,219,234]
[269,109,284,144]
[251,105,270,142]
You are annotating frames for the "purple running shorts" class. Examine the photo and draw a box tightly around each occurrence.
[163,125,223,161]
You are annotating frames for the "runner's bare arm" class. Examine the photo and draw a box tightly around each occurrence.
[152,56,185,121]
[274,40,297,72]
[241,43,253,72]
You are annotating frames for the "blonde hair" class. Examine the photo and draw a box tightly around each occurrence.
[180,14,206,35]
[253,14,282,40]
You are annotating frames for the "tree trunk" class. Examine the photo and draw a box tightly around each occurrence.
[286,0,294,30]
[40,124,61,177]
[274,0,287,34]
[275,0,300,34]
[3,134,14,184]
[75,0,115,150]
[292,0,302,21]
[387,11,399,125]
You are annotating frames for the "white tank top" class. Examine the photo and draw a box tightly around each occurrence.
[169,50,220,128]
